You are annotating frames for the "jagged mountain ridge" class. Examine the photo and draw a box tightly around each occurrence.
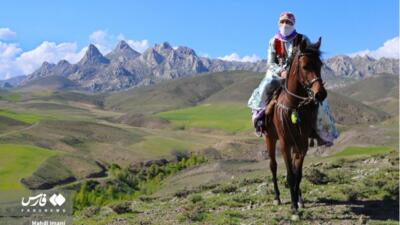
[14,40,399,92]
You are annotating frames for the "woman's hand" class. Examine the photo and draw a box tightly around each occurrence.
[280,70,288,79]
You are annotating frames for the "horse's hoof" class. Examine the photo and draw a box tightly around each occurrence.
[291,214,300,221]
[273,199,281,205]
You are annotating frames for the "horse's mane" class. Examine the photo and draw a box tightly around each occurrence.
[300,42,323,65]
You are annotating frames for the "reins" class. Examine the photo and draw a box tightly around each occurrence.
[279,50,321,111]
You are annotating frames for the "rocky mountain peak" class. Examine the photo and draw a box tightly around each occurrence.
[19,61,56,85]
[37,62,56,73]
[116,40,130,50]
[107,40,140,62]
[79,44,110,65]
[57,59,71,66]
[352,55,376,62]
[141,48,164,66]
[153,42,173,55]
[175,46,197,56]
[159,42,172,50]
[42,61,55,68]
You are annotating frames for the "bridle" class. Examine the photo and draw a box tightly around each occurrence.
[283,48,323,108]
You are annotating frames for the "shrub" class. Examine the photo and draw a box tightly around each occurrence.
[239,177,264,186]
[212,184,238,194]
[304,168,329,185]
[109,201,132,214]
[190,194,203,203]
[73,154,207,212]
[175,189,193,198]
[182,200,207,222]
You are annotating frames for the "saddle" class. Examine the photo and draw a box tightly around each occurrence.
[263,86,329,147]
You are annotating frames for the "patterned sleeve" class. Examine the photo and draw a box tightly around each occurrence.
[266,37,283,76]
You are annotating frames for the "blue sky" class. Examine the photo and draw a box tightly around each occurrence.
[0,0,398,79]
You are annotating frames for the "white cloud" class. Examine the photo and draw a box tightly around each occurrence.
[0,41,23,79]
[217,53,261,63]
[125,40,149,53]
[200,53,210,58]
[0,42,22,59]
[349,36,399,59]
[0,27,87,79]
[89,30,114,54]
[0,28,17,41]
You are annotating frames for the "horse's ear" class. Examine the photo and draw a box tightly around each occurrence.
[300,39,307,52]
[315,37,322,49]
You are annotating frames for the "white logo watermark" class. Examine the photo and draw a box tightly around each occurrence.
[21,193,66,207]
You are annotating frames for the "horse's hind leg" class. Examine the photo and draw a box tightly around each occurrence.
[265,136,281,205]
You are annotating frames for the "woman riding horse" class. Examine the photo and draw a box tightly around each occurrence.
[247,12,338,146]
[247,12,339,220]
[267,38,326,220]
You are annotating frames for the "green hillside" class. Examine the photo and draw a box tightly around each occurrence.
[336,74,398,102]
[0,144,58,190]
[107,70,392,129]
[327,91,391,125]
[336,74,399,115]
[105,71,263,114]
[157,103,251,133]
[18,75,78,92]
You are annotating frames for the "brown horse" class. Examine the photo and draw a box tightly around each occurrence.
[264,37,327,220]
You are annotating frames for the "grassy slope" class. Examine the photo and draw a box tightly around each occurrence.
[104,71,262,114]
[74,147,399,225]
[0,90,221,191]
[327,91,390,125]
[335,74,399,115]
[336,74,398,103]
[156,103,251,133]
[333,146,393,158]
[0,109,42,124]
[18,75,78,92]
[0,90,21,102]
[0,144,58,190]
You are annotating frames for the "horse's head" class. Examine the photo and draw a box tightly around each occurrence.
[294,37,327,103]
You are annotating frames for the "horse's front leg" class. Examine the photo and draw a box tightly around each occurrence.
[279,141,299,219]
[265,136,280,205]
[292,150,306,210]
